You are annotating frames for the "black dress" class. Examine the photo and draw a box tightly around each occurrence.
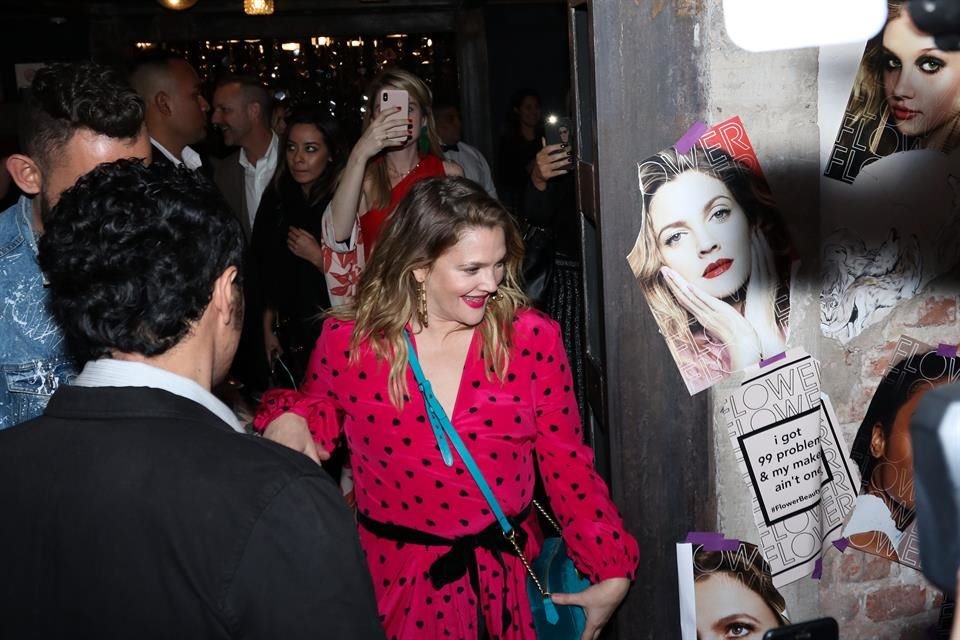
[250,176,333,387]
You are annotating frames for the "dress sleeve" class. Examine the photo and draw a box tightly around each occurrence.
[253,330,344,454]
[532,320,640,583]
[320,200,364,306]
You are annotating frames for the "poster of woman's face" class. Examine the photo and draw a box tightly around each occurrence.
[677,540,790,640]
[842,336,960,569]
[824,0,960,184]
[626,117,795,395]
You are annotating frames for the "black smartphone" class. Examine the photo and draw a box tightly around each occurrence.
[762,617,838,640]
[544,114,574,167]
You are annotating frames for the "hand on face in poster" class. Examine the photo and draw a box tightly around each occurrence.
[263,413,330,465]
[660,266,763,371]
[287,226,324,268]
[355,105,409,161]
[743,229,787,358]
[531,140,572,191]
[551,576,631,640]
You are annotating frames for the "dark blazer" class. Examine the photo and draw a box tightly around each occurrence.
[211,150,252,240]
[0,385,385,640]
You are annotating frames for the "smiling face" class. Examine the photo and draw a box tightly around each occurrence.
[416,225,506,329]
[649,170,752,299]
[285,123,330,191]
[211,82,256,148]
[882,13,960,139]
[695,574,781,640]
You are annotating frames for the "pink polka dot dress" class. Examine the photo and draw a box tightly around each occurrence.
[255,308,639,640]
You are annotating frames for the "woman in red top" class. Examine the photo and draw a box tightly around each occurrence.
[258,177,638,640]
[322,68,463,304]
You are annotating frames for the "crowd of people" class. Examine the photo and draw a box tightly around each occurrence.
[0,56,637,639]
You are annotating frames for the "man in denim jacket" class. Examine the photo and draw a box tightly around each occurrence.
[0,62,150,429]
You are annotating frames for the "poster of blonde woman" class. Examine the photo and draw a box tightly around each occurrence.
[626,117,795,395]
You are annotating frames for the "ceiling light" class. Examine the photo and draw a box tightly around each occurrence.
[157,0,199,10]
[244,0,274,15]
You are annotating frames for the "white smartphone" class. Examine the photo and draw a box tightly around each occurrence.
[380,89,408,117]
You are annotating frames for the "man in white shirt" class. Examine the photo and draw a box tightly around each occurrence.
[434,103,497,198]
[129,52,209,172]
[210,75,278,240]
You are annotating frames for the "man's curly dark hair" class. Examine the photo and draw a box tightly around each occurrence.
[38,160,245,360]
[20,62,144,171]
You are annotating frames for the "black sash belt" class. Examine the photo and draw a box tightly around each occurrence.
[357,504,532,633]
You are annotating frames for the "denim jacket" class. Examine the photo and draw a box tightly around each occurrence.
[0,196,76,429]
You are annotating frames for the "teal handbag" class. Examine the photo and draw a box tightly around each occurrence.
[405,332,588,638]
[526,502,590,638]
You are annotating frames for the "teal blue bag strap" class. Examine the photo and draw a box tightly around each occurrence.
[404,330,560,623]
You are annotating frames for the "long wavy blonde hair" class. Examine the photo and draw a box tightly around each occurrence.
[363,68,444,209]
[850,0,960,154]
[334,176,527,407]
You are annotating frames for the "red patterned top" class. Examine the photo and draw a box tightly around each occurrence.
[254,308,639,640]
[320,154,446,306]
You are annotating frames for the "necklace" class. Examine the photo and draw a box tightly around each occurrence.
[387,156,423,181]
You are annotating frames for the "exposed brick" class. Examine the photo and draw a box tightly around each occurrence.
[839,552,891,582]
[903,296,957,328]
[862,554,893,581]
[866,585,927,621]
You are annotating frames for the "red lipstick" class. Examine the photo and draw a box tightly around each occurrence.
[462,295,487,309]
[702,259,732,279]
[891,105,919,121]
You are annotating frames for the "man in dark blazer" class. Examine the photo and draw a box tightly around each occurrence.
[130,51,211,176]
[0,160,385,640]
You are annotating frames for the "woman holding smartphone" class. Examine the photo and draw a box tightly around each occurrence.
[322,69,462,305]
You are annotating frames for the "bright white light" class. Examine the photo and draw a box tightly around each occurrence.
[281,42,300,52]
[723,0,887,52]
[546,114,558,125]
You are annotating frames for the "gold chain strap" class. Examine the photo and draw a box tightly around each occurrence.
[502,500,563,598]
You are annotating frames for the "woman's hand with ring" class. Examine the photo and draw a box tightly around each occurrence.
[355,106,409,160]
[552,576,630,640]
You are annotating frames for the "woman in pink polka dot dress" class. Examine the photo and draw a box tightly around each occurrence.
[255,177,639,640]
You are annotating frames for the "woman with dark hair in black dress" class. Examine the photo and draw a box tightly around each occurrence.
[251,104,343,386]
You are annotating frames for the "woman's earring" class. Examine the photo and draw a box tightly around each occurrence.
[491,290,503,303]
[417,280,429,328]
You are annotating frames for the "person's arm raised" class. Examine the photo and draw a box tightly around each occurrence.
[329,106,408,242]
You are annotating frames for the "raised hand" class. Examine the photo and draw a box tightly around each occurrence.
[743,228,786,357]
[661,266,762,370]
[531,139,573,190]
[353,105,410,161]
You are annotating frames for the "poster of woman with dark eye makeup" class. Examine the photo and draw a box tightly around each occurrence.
[626,117,795,395]
[820,1,960,344]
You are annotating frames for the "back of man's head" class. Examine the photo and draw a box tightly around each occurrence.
[39,160,244,361]
[129,50,181,99]
[20,62,144,172]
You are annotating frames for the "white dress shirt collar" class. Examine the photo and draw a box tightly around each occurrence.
[73,359,244,433]
[150,137,204,171]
